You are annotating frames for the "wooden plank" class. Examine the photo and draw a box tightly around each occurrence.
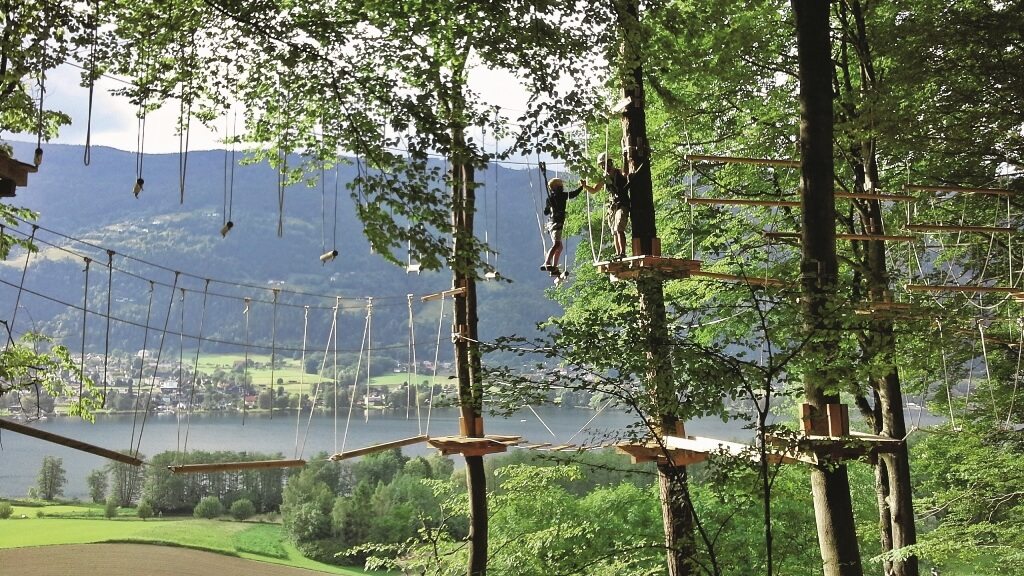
[328,435,429,461]
[683,153,799,168]
[764,232,916,242]
[905,184,1016,197]
[689,270,788,288]
[685,197,801,208]
[906,224,1015,234]
[427,435,521,457]
[0,418,143,466]
[904,284,1019,294]
[421,287,466,302]
[834,191,915,202]
[168,459,306,474]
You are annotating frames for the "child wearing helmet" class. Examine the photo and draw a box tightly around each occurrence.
[541,176,591,276]
[591,152,631,259]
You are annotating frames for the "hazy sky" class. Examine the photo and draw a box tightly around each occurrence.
[19,64,535,157]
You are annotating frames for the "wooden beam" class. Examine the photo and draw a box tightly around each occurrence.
[420,287,466,302]
[904,284,1019,294]
[688,270,789,288]
[683,153,799,168]
[685,197,800,208]
[168,459,306,474]
[834,191,915,202]
[0,418,143,466]
[906,224,1015,234]
[905,184,1016,197]
[764,231,916,242]
[328,435,429,461]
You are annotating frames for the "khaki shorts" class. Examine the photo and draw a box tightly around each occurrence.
[607,207,628,233]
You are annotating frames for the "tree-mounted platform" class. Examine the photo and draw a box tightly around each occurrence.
[853,301,915,315]
[765,403,905,465]
[597,255,702,281]
[427,434,522,457]
[616,434,803,466]
[167,459,307,474]
[905,284,1019,294]
[0,417,142,466]
[0,152,39,197]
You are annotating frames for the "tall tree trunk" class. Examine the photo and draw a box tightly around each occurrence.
[450,120,487,576]
[617,1,696,573]
[793,1,864,575]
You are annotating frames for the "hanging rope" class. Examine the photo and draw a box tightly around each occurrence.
[34,46,45,167]
[133,102,147,198]
[6,225,38,350]
[425,296,445,437]
[177,45,194,205]
[133,272,180,459]
[269,289,279,419]
[181,279,210,460]
[100,250,114,406]
[978,321,999,420]
[129,282,156,452]
[529,156,550,257]
[294,305,309,459]
[340,298,373,455]
[299,298,339,459]
[82,0,98,166]
[1007,318,1023,427]
[77,257,91,410]
[221,109,236,236]
[242,297,251,425]
[406,294,416,422]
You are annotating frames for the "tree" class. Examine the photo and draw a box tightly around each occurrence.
[230,498,256,521]
[136,499,154,520]
[87,468,108,503]
[35,456,66,501]
[193,495,223,519]
[108,451,145,507]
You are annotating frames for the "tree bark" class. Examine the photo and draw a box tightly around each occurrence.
[450,119,487,576]
[793,1,864,574]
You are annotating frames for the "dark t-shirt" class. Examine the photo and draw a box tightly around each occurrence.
[546,184,584,227]
[605,170,629,211]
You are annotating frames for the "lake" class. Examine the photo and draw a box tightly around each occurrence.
[0,405,940,499]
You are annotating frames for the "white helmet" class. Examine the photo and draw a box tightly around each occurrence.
[597,152,609,165]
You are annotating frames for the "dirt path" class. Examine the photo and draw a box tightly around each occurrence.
[0,543,335,575]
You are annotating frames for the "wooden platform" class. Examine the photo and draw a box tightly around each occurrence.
[427,434,522,457]
[168,459,306,474]
[683,153,799,168]
[834,191,915,202]
[0,152,39,197]
[597,256,702,281]
[905,284,1019,294]
[0,417,142,466]
[617,434,803,466]
[766,431,904,465]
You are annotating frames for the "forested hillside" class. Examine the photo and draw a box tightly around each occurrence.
[2,142,564,359]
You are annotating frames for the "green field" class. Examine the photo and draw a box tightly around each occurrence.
[0,504,374,575]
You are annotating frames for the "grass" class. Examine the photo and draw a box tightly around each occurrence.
[0,503,378,575]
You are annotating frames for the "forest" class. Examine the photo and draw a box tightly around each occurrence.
[2,1,1024,576]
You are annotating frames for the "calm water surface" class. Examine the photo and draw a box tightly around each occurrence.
[0,405,939,499]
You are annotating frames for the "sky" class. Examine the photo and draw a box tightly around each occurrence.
[10,64,541,160]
